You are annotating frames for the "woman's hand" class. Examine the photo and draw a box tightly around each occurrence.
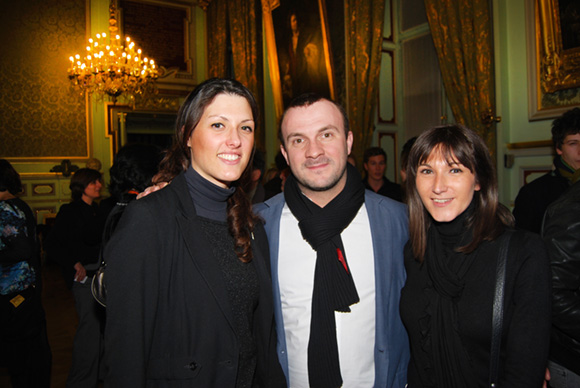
[136,181,170,199]
[73,261,86,282]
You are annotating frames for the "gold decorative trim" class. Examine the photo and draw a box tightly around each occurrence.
[506,139,552,150]
[32,183,56,196]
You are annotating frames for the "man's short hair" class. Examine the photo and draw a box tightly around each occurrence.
[552,107,580,150]
[278,93,349,147]
[363,147,387,164]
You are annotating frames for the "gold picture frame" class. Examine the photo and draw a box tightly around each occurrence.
[527,0,580,120]
[537,0,580,93]
[261,0,335,120]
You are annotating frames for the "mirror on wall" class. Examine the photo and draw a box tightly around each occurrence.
[107,104,177,155]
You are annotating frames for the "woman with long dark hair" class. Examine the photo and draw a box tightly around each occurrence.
[103,78,285,387]
[400,125,551,387]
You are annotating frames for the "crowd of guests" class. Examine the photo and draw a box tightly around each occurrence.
[1,78,578,388]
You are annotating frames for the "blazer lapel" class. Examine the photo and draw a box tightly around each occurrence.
[171,174,237,332]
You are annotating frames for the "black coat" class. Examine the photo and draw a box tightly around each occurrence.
[103,173,286,387]
[513,168,570,234]
[400,229,552,387]
[542,180,580,375]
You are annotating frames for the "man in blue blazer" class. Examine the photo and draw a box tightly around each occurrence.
[255,93,409,387]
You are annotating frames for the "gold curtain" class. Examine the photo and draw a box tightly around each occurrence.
[424,0,497,154]
[206,0,265,149]
[207,0,228,78]
[345,0,385,166]
[228,0,264,150]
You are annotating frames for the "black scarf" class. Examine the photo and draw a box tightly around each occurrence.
[425,202,479,388]
[284,163,365,388]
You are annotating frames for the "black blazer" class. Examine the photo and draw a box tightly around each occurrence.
[103,173,285,387]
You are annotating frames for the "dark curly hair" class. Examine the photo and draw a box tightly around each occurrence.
[155,78,259,263]
[108,143,162,202]
[0,159,22,195]
[552,107,580,150]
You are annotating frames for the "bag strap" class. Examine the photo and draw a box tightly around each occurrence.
[489,230,513,388]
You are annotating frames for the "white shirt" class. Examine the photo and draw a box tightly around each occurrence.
[278,202,376,387]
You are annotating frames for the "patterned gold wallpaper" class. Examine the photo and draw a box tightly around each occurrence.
[0,0,88,158]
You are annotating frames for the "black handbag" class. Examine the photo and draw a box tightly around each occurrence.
[90,201,130,308]
[91,258,107,307]
[489,231,513,388]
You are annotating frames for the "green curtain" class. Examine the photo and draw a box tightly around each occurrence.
[345,0,385,166]
[424,0,497,154]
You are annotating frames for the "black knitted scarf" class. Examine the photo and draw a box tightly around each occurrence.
[425,202,479,388]
[283,163,365,387]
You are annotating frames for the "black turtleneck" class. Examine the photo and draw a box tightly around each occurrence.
[185,166,235,222]
[431,201,474,257]
[184,165,258,388]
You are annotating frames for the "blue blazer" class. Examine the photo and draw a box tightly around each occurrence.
[255,190,410,388]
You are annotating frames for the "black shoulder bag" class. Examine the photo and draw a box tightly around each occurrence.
[489,231,513,388]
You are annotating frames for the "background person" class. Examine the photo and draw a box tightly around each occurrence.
[92,143,162,305]
[542,179,580,388]
[399,136,417,183]
[400,124,551,387]
[103,78,285,387]
[362,146,402,202]
[0,159,52,388]
[46,168,104,388]
[513,107,580,234]
[245,149,266,204]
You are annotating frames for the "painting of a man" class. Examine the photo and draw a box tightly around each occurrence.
[272,0,332,106]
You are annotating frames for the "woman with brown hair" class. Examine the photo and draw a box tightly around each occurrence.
[103,78,285,387]
[400,124,551,387]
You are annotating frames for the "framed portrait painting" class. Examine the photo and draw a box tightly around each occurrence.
[262,0,335,118]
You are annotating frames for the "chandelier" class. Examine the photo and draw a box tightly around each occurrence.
[67,1,159,103]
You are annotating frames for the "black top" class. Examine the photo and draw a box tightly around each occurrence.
[47,199,102,288]
[363,176,403,202]
[400,225,552,387]
[200,218,259,388]
[513,157,571,234]
[186,166,260,387]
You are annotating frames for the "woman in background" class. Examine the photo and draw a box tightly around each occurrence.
[104,78,285,387]
[400,125,551,387]
[47,167,104,388]
[0,159,51,387]
[91,143,162,306]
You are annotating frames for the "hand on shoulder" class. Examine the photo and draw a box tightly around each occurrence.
[136,181,170,199]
